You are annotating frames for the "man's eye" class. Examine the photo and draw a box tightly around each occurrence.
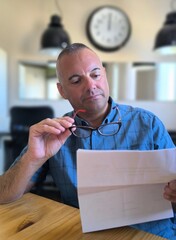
[92,73,101,79]
[71,78,81,84]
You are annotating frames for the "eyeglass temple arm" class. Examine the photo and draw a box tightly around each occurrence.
[72,109,86,119]
[113,106,122,122]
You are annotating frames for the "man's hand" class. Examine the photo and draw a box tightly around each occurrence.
[164,180,176,202]
[25,116,74,167]
[0,116,75,204]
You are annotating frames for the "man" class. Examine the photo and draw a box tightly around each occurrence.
[0,43,176,238]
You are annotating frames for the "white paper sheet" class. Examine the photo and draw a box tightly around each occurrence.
[77,148,176,233]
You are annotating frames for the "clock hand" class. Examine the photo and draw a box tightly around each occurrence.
[108,13,112,31]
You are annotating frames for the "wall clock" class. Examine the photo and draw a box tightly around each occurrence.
[86,5,131,52]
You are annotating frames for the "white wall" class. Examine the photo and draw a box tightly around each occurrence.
[0,49,8,131]
[0,48,8,174]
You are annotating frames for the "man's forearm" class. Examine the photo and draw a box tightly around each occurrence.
[0,153,38,203]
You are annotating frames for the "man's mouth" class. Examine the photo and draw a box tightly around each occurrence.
[85,94,101,101]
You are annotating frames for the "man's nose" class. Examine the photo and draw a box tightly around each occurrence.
[83,76,96,89]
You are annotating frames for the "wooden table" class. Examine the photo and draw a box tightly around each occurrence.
[0,193,166,240]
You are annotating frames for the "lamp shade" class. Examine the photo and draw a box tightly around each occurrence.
[154,12,176,54]
[40,14,70,56]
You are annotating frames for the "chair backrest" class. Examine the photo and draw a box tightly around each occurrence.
[10,106,54,158]
[168,131,176,145]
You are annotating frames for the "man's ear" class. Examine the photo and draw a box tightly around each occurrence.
[57,82,68,99]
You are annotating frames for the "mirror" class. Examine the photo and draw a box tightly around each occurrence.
[18,61,176,101]
[18,61,60,100]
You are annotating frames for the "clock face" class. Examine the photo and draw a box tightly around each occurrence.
[86,6,131,52]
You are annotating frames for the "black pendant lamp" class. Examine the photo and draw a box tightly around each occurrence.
[40,14,70,56]
[154,0,176,54]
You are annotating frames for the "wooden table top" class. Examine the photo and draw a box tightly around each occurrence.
[0,193,166,240]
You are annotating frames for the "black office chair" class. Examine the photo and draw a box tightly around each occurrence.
[9,106,54,161]
[4,106,60,201]
[168,131,176,146]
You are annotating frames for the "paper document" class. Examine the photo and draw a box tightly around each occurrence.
[77,148,176,233]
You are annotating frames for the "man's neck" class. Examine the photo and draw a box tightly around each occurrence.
[83,104,110,128]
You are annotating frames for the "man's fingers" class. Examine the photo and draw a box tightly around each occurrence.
[168,180,176,190]
[30,117,74,136]
[163,181,176,202]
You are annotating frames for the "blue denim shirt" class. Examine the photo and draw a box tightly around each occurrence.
[20,97,176,239]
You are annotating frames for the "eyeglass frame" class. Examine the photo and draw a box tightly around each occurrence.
[69,106,122,138]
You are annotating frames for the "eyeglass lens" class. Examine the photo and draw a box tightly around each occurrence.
[71,123,121,138]
[98,123,120,135]
[72,126,92,138]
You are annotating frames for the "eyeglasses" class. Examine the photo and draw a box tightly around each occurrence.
[69,106,122,138]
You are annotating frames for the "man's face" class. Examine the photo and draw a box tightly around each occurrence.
[57,48,109,114]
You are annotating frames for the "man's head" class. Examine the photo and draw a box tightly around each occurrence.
[56,43,110,118]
